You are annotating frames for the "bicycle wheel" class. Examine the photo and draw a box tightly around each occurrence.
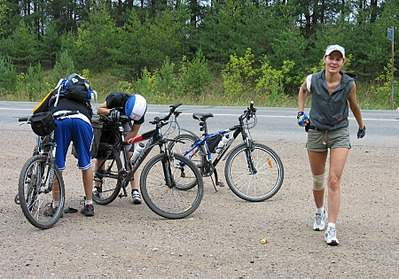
[14,138,46,206]
[18,155,65,229]
[92,149,123,205]
[140,153,204,219]
[224,142,284,202]
[168,133,206,190]
[169,133,205,169]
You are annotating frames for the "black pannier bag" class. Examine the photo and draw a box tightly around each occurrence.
[30,111,56,136]
[206,134,222,153]
[90,116,104,158]
[93,120,119,159]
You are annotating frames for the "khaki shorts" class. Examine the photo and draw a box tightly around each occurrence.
[306,126,351,152]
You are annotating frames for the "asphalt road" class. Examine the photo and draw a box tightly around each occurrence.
[1,101,398,147]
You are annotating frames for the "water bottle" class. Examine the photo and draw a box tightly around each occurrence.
[216,134,230,154]
[90,90,98,113]
[132,143,145,163]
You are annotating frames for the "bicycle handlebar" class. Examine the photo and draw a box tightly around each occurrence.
[149,103,182,126]
[240,101,257,121]
[100,114,130,124]
[18,110,80,123]
[18,116,29,122]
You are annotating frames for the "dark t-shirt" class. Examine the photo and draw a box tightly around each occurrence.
[50,97,92,120]
[105,92,145,124]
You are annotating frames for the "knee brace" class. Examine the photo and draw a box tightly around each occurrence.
[313,173,325,191]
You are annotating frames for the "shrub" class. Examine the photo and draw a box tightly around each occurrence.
[222,48,257,101]
[134,68,157,99]
[16,64,46,101]
[155,57,179,98]
[178,51,211,98]
[256,59,292,105]
[0,56,17,95]
[360,60,397,109]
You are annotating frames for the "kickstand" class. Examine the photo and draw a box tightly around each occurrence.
[209,175,218,192]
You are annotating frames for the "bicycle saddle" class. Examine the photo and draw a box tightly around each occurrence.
[192,113,214,121]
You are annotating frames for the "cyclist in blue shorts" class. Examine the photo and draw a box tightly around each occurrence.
[95,92,147,204]
[51,94,95,216]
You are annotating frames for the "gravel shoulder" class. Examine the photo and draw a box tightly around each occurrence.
[0,129,398,278]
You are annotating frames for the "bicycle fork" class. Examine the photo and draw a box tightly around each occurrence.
[244,141,257,175]
[162,154,176,188]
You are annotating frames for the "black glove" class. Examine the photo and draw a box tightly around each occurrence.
[110,109,120,122]
[357,126,366,139]
[297,111,309,127]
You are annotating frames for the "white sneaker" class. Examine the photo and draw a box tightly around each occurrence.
[313,210,327,231]
[324,226,339,246]
[131,190,142,205]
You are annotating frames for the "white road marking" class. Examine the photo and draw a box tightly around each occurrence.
[1,107,398,122]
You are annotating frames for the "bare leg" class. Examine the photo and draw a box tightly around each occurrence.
[131,172,139,191]
[327,148,349,223]
[94,159,105,184]
[128,150,141,204]
[307,150,328,208]
[127,151,139,191]
[82,168,93,200]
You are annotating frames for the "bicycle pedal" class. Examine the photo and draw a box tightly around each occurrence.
[217,182,225,187]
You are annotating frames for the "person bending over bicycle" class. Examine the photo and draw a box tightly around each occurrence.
[50,75,95,217]
[95,92,147,204]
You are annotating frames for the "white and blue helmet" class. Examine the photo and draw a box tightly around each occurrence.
[124,94,147,121]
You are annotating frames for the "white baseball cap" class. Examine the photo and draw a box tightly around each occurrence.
[324,44,345,59]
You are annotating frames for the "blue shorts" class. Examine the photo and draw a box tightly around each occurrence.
[55,118,93,171]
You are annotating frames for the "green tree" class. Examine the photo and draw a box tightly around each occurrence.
[0,0,8,37]
[196,0,262,64]
[74,8,118,71]
[7,21,40,71]
[0,56,17,95]
[178,50,211,98]
[40,22,61,68]
[50,49,76,84]
[117,9,187,77]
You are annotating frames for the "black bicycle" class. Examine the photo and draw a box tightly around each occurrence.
[17,111,79,229]
[92,104,204,219]
[169,102,284,202]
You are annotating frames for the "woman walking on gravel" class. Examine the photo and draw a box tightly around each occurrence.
[297,44,366,246]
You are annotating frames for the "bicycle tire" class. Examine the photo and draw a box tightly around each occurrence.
[92,149,123,205]
[168,133,205,190]
[169,133,205,167]
[14,141,43,205]
[140,153,204,219]
[224,142,284,202]
[18,155,65,229]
